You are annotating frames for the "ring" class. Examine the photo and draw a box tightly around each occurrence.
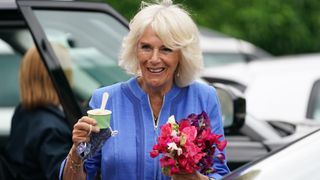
[88,124,92,136]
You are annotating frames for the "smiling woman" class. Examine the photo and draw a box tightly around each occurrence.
[136,25,181,125]
[136,26,180,93]
[119,0,203,88]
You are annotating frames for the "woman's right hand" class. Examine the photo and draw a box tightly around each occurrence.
[72,116,100,147]
[63,116,100,180]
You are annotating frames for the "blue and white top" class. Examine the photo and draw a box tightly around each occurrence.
[60,77,230,180]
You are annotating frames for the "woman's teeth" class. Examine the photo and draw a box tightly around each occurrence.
[148,68,165,73]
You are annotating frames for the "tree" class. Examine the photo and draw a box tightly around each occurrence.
[104,0,320,56]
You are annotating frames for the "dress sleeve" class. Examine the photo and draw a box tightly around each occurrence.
[83,150,102,180]
[206,86,230,179]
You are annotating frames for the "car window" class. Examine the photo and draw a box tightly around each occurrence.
[0,38,20,107]
[0,29,34,136]
[308,79,320,120]
[312,92,320,120]
[31,9,131,109]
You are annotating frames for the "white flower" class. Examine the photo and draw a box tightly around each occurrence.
[167,142,183,156]
[171,130,178,137]
[168,115,179,136]
[168,115,176,124]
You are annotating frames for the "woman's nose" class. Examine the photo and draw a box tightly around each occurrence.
[150,49,160,62]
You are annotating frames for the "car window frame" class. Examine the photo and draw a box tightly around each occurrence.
[16,0,129,128]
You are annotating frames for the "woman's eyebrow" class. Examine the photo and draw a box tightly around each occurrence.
[138,42,150,45]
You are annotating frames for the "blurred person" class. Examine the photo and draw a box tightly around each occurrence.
[4,45,72,179]
[60,0,230,180]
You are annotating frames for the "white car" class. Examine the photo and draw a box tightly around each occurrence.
[223,128,320,180]
[199,27,272,68]
[202,54,320,169]
[202,53,320,123]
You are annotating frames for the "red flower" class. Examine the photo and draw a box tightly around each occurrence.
[150,149,159,158]
[160,123,172,137]
[217,139,227,151]
[181,126,197,142]
[160,156,176,167]
[179,120,191,131]
[150,112,227,176]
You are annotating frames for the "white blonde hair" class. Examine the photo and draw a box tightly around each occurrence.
[119,0,203,87]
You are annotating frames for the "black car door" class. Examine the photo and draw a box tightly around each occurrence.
[16,0,130,128]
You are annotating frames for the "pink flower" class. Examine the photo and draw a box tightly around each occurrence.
[150,149,159,158]
[179,120,191,131]
[150,111,227,176]
[217,139,227,151]
[170,166,180,174]
[160,123,172,137]
[181,126,197,142]
[160,156,176,167]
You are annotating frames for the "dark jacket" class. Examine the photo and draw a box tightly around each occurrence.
[5,104,72,180]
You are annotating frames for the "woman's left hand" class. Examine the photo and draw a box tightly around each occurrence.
[171,172,209,180]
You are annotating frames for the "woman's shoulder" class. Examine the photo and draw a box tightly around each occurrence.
[91,81,124,98]
[184,81,220,104]
[188,80,217,94]
[33,106,68,128]
[91,77,136,98]
[12,105,69,132]
[89,79,134,109]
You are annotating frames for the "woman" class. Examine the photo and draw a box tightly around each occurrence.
[61,0,229,180]
[5,45,72,180]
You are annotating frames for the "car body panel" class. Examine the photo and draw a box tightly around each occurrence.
[223,129,320,180]
[224,112,320,169]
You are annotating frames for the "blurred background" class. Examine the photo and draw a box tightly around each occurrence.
[99,0,320,56]
[1,0,320,175]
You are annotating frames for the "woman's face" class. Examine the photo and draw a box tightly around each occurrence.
[137,26,181,92]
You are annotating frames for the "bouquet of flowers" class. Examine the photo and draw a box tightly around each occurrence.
[150,111,227,176]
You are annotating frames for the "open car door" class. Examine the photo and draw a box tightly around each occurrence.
[16,0,130,128]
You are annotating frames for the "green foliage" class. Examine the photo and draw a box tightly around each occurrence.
[105,0,140,20]
[103,0,320,55]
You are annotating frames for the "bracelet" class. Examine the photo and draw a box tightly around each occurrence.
[68,153,83,172]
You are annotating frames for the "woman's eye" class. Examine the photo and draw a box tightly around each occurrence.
[161,47,173,53]
[141,45,152,51]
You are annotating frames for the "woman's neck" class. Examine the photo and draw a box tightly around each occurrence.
[137,77,172,96]
[137,77,170,119]
[149,94,163,120]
